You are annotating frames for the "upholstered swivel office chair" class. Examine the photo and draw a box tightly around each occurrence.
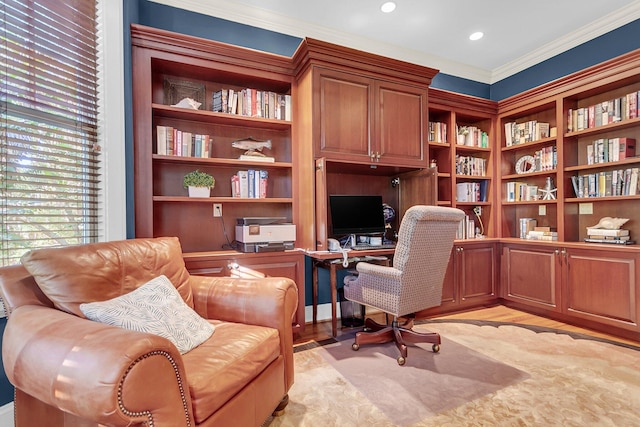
[343,205,465,365]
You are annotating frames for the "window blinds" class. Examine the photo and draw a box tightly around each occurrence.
[0,0,101,266]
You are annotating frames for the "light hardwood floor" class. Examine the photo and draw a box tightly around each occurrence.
[294,305,640,348]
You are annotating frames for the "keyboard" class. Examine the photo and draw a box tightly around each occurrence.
[350,243,396,251]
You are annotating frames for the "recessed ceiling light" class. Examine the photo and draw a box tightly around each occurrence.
[469,32,484,41]
[381,2,396,13]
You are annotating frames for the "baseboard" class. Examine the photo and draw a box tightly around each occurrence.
[0,402,13,427]
[305,303,334,323]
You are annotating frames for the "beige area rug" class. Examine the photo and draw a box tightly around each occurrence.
[266,321,640,427]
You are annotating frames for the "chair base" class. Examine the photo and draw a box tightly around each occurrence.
[352,316,441,365]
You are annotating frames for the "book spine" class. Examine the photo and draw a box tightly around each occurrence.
[231,174,240,198]
[259,170,268,198]
[238,170,249,198]
[156,125,167,155]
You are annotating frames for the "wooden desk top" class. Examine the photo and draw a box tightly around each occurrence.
[306,248,395,261]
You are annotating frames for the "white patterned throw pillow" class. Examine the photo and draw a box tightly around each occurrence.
[80,275,214,354]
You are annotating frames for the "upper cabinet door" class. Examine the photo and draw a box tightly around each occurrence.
[396,167,437,221]
[375,81,428,168]
[315,68,373,162]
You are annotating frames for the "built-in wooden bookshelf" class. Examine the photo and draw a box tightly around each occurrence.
[498,50,640,342]
[498,50,640,244]
[428,88,497,240]
[498,100,559,239]
[130,24,306,333]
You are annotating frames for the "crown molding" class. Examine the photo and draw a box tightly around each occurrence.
[490,1,640,83]
[147,0,640,85]
[146,0,493,83]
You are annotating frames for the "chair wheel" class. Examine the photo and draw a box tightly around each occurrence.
[432,344,440,353]
[397,356,406,366]
[352,343,359,351]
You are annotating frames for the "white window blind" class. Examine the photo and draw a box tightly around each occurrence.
[0,0,101,266]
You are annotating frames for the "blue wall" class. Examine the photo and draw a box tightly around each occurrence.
[491,19,640,100]
[0,318,12,405]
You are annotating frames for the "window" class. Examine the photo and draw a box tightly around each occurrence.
[0,0,101,266]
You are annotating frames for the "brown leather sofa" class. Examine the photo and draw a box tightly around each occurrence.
[0,237,298,426]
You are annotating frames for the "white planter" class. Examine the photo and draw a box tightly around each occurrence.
[188,186,211,198]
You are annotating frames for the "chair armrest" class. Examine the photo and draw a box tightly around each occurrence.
[3,305,194,427]
[356,262,403,280]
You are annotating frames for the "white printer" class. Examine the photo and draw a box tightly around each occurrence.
[232,217,296,252]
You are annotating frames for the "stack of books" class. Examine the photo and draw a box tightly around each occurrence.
[526,226,558,241]
[584,227,634,245]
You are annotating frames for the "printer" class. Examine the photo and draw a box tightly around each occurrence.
[232,217,296,252]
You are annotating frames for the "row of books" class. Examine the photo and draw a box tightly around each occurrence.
[212,88,292,121]
[427,123,490,148]
[456,214,478,240]
[532,145,557,172]
[506,181,541,202]
[156,126,211,157]
[504,120,551,147]
[456,125,489,148]
[571,167,639,198]
[428,121,447,143]
[455,181,489,202]
[585,137,635,164]
[231,170,268,199]
[456,155,487,176]
[584,227,634,245]
[567,91,638,132]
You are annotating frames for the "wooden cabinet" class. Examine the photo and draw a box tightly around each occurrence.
[130,25,308,332]
[501,243,562,311]
[501,242,640,337]
[428,89,497,239]
[313,160,437,251]
[454,241,498,306]
[294,38,438,250]
[183,251,306,333]
[563,247,639,332]
[312,65,428,168]
[418,240,497,317]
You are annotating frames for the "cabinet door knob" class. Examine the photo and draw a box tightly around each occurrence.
[376,152,381,160]
[370,152,376,161]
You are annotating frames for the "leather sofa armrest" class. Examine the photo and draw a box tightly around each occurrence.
[189,275,298,330]
[3,305,195,427]
[189,275,298,388]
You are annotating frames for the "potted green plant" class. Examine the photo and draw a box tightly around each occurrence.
[183,169,215,198]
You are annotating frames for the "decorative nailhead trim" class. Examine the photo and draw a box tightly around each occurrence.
[118,350,191,427]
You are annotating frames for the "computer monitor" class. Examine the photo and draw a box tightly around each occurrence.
[328,194,386,237]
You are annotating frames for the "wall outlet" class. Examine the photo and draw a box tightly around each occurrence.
[213,203,222,217]
[538,205,546,216]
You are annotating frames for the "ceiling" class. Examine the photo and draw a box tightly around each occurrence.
[151,0,640,84]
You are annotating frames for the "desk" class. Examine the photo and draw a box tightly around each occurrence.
[308,249,394,337]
